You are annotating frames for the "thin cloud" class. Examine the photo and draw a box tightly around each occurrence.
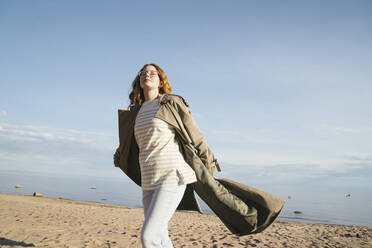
[0,123,113,150]
[219,160,372,190]
[312,124,362,135]
[0,123,118,176]
[342,154,372,162]
[212,129,304,146]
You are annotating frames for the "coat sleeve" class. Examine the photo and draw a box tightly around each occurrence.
[172,96,221,175]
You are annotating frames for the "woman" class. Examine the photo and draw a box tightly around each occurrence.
[114,64,284,247]
[114,63,220,247]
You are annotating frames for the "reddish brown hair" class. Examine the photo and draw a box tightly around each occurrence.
[129,63,172,105]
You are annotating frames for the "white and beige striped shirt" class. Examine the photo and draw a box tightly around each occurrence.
[134,98,197,190]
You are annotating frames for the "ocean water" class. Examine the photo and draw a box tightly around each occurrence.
[0,169,371,227]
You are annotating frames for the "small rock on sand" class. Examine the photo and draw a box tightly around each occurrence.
[33,192,43,197]
[15,185,22,188]
[294,210,302,214]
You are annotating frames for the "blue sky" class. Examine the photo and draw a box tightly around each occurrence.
[1,1,371,192]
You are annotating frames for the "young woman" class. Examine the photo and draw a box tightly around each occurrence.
[114,64,285,247]
[114,63,220,247]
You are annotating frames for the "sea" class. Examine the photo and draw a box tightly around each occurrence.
[0,169,371,227]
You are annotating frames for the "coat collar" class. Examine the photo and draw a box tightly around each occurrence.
[159,93,189,107]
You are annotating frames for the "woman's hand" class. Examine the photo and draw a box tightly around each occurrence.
[113,149,120,166]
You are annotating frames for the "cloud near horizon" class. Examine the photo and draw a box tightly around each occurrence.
[210,124,372,173]
[0,122,118,176]
[1,122,371,188]
[311,124,372,135]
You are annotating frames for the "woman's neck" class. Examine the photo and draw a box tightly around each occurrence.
[143,89,159,102]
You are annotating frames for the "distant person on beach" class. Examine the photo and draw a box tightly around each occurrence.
[114,63,220,247]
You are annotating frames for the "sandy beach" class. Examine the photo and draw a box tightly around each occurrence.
[0,193,371,248]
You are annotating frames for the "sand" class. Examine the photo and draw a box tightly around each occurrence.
[0,193,371,248]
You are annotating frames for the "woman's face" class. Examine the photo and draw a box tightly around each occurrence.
[139,65,162,91]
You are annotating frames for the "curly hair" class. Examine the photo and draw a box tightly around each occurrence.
[129,63,172,106]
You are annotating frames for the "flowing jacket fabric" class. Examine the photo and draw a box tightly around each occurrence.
[115,94,284,236]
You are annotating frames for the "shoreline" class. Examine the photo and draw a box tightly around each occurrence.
[2,169,371,228]
[1,193,371,247]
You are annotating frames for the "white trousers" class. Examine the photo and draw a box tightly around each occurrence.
[141,184,186,248]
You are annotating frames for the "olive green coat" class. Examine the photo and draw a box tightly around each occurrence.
[115,94,284,235]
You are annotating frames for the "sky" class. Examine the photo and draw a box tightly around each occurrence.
[1,0,371,192]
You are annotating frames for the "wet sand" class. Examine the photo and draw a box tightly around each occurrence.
[0,193,371,247]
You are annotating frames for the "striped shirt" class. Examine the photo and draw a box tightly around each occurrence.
[134,98,197,190]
